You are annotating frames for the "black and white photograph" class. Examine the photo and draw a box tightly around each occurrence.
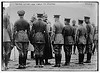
[1,1,99,71]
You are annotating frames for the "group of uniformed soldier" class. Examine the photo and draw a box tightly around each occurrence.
[3,8,98,70]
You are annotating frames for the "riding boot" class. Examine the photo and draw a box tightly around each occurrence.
[80,54,83,64]
[85,53,91,63]
[58,54,61,67]
[53,54,58,67]
[5,54,9,68]
[82,54,84,64]
[78,54,81,63]
[88,53,92,63]
[19,54,22,66]
[64,54,69,65]
[68,55,71,64]
[23,54,27,67]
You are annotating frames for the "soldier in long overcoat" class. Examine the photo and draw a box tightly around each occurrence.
[62,18,74,66]
[13,10,30,69]
[76,20,87,64]
[52,15,64,67]
[42,14,53,65]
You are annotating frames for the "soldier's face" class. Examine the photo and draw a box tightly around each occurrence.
[19,16,24,18]
[65,21,68,24]
[55,18,59,21]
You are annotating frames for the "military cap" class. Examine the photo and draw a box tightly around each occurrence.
[64,18,70,22]
[78,19,83,24]
[84,16,90,19]
[17,10,25,16]
[54,15,60,18]
[37,13,43,18]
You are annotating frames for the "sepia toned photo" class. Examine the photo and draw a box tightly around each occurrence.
[1,1,99,71]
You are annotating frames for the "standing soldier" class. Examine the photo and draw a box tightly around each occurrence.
[52,15,64,67]
[30,13,47,68]
[43,14,53,65]
[84,16,94,63]
[91,23,97,54]
[76,20,87,64]
[29,15,37,59]
[3,7,13,70]
[13,10,30,69]
[72,20,78,55]
[62,18,74,66]
[92,28,98,54]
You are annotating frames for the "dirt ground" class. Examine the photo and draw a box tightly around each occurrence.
[3,49,98,71]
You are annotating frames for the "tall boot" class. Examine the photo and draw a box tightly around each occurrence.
[36,59,38,65]
[58,54,62,67]
[40,57,44,68]
[21,54,26,68]
[88,53,92,63]
[78,54,81,63]
[17,54,23,69]
[5,54,9,69]
[64,54,69,66]
[68,55,71,64]
[19,55,22,66]
[82,54,84,64]
[34,55,39,68]
[80,54,83,64]
[36,55,38,65]
[23,54,27,67]
[85,53,91,63]
[64,53,67,65]
[53,54,58,67]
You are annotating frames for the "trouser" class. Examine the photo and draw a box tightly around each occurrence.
[34,43,45,66]
[77,44,85,63]
[73,44,76,53]
[53,44,62,66]
[3,42,12,68]
[86,44,92,62]
[16,42,29,67]
[64,45,72,64]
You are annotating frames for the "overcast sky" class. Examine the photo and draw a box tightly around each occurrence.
[3,2,98,26]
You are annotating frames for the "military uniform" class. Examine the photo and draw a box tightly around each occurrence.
[43,14,53,64]
[92,24,97,54]
[84,16,94,63]
[29,15,37,59]
[76,20,87,64]
[3,14,13,70]
[30,14,47,67]
[72,23,78,54]
[14,10,30,68]
[62,18,74,65]
[53,15,64,67]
